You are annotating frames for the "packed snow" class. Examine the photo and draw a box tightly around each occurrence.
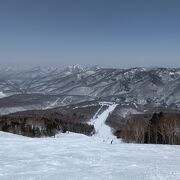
[90,102,119,143]
[0,131,180,180]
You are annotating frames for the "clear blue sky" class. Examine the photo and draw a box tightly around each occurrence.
[0,0,179,68]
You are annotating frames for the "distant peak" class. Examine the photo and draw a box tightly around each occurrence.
[65,64,99,73]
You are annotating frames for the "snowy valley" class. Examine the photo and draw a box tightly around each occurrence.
[1,66,180,114]
[0,66,180,180]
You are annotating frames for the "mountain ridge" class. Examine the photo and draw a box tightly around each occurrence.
[1,66,180,113]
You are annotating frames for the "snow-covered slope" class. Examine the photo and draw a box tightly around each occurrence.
[0,92,6,99]
[0,131,180,180]
[90,102,119,143]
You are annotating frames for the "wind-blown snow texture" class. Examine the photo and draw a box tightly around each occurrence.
[0,131,180,180]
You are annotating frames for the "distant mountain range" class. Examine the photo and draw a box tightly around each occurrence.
[1,65,180,114]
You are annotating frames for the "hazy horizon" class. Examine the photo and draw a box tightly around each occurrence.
[0,0,179,68]
[1,64,180,71]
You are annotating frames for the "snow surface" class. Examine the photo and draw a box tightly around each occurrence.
[117,107,141,118]
[90,102,119,143]
[0,131,180,180]
[0,102,179,179]
[0,107,26,115]
[0,92,6,99]
[44,98,60,110]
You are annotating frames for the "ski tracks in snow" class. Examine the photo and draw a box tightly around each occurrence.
[90,102,119,143]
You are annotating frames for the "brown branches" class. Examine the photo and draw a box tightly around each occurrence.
[115,112,180,145]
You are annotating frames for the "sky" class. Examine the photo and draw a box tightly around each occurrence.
[0,0,179,68]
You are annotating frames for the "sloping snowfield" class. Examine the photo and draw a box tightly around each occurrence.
[0,92,6,99]
[0,131,180,180]
[89,102,119,143]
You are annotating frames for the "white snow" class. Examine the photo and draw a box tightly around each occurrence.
[72,104,97,109]
[85,70,95,75]
[0,107,26,115]
[61,97,69,104]
[118,107,141,118]
[0,131,180,180]
[0,92,6,98]
[64,71,72,75]
[44,98,60,109]
[68,87,94,96]
[89,102,119,143]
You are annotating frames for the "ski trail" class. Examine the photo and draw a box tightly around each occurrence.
[92,105,104,120]
[90,102,119,143]
[61,97,68,104]
[44,98,60,109]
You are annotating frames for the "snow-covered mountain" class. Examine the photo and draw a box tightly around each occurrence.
[1,66,180,113]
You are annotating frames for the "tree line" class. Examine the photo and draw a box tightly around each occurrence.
[0,116,95,137]
[115,112,180,145]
